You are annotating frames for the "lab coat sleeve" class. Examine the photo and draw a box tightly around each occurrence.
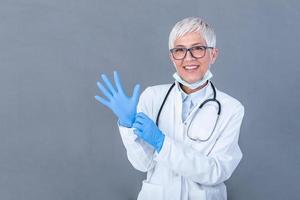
[154,105,245,186]
[118,87,156,172]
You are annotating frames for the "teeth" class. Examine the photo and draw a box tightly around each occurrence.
[184,65,198,70]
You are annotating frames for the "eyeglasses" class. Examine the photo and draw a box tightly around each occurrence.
[170,45,214,60]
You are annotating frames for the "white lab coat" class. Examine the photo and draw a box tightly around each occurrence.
[118,81,244,200]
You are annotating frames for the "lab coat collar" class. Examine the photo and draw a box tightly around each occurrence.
[172,80,214,125]
[174,80,212,106]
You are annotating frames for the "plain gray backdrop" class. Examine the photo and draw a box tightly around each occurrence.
[0,0,299,199]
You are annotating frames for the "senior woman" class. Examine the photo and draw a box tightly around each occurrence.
[95,17,245,200]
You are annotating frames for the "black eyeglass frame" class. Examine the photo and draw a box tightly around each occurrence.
[170,45,214,60]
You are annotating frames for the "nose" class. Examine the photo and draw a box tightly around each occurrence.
[185,50,196,61]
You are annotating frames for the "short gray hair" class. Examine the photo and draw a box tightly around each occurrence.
[168,17,216,50]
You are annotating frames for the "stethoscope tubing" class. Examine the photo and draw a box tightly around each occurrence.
[156,81,221,142]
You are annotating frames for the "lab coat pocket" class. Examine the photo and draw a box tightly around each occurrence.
[137,180,164,200]
[188,102,219,142]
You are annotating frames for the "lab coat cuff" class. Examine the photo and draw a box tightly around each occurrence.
[153,135,171,162]
[117,120,138,144]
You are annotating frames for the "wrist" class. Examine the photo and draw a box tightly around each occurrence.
[118,119,132,128]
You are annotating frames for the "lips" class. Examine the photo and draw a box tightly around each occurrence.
[184,65,199,70]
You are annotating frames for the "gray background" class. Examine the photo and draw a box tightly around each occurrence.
[0,0,299,199]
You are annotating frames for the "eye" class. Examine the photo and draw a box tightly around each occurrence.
[173,48,185,53]
[192,46,205,51]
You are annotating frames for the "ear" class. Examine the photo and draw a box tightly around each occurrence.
[169,52,174,62]
[210,48,219,65]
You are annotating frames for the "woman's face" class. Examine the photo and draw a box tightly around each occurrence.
[170,31,218,83]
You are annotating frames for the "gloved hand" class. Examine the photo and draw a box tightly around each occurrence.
[95,71,141,128]
[132,112,165,152]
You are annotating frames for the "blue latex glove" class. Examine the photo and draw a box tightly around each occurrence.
[132,112,165,152]
[95,71,141,128]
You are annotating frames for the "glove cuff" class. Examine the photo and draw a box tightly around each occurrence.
[118,119,132,128]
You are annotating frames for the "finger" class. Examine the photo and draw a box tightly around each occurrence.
[137,113,153,125]
[133,119,143,126]
[94,95,111,109]
[97,81,113,100]
[137,112,149,120]
[135,114,145,124]
[113,71,125,94]
[133,129,143,138]
[132,122,143,131]
[135,112,146,120]
[101,74,117,95]
[131,84,141,105]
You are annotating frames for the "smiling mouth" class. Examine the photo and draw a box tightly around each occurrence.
[184,65,199,70]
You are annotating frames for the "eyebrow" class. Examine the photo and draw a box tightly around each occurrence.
[174,43,205,47]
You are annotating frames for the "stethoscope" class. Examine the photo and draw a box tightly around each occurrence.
[155,81,222,142]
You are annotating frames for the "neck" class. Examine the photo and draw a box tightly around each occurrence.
[180,81,208,94]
